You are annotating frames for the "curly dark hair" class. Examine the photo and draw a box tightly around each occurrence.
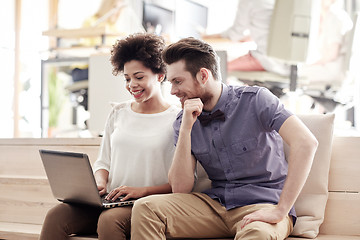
[162,37,221,81]
[110,33,166,76]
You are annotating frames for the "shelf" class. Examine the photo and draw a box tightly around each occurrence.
[46,46,110,58]
[65,80,88,92]
[42,26,124,39]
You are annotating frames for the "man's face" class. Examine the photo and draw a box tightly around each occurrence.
[167,60,205,108]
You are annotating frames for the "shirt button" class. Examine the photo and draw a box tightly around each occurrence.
[226,169,231,174]
[214,127,218,131]
[243,147,247,151]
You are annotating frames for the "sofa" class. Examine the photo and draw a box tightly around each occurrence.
[0,113,359,239]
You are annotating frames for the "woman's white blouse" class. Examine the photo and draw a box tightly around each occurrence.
[93,101,180,191]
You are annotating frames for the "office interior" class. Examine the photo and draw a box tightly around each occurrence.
[2,0,360,138]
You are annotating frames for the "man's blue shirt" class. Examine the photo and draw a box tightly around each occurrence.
[173,84,295,217]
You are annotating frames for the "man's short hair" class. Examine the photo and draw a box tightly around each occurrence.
[162,37,221,81]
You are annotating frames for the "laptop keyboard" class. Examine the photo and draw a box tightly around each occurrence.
[101,195,124,204]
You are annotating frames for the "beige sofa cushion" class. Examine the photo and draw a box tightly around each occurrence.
[194,114,335,238]
[289,114,335,238]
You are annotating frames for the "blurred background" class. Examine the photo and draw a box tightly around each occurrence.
[1,0,360,138]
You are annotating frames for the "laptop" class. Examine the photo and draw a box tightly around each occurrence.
[39,149,136,208]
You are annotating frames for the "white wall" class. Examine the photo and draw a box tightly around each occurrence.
[88,54,132,135]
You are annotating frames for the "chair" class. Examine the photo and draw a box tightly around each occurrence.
[303,12,359,114]
[228,0,321,95]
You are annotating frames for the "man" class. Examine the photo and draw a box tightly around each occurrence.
[131,38,318,239]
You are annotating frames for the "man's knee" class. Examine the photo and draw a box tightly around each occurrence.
[131,195,170,239]
[237,225,273,239]
[236,221,289,240]
[132,195,160,221]
[131,194,176,230]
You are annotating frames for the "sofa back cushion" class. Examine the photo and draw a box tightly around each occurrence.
[289,114,335,238]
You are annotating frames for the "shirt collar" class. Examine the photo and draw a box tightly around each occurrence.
[210,83,228,113]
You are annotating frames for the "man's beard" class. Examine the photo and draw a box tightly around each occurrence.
[182,91,213,110]
[199,92,213,111]
[194,79,213,110]
[181,78,213,109]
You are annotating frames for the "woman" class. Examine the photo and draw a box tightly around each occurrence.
[39,33,180,240]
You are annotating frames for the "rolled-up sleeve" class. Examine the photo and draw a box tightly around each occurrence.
[255,88,292,132]
[172,111,183,146]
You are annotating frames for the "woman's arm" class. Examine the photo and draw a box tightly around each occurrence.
[95,169,109,196]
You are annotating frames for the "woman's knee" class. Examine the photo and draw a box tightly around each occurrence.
[40,204,74,240]
[97,207,132,237]
[43,203,72,226]
[42,203,100,238]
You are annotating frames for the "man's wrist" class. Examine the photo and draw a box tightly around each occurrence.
[179,123,193,134]
[275,204,290,218]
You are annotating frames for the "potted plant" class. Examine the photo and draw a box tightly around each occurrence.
[48,67,65,137]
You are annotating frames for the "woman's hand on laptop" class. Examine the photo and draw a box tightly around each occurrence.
[106,186,147,202]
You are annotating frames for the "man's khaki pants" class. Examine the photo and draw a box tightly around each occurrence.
[131,192,293,240]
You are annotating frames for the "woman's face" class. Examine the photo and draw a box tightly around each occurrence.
[123,60,163,103]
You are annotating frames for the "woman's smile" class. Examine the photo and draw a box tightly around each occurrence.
[131,89,145,99]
